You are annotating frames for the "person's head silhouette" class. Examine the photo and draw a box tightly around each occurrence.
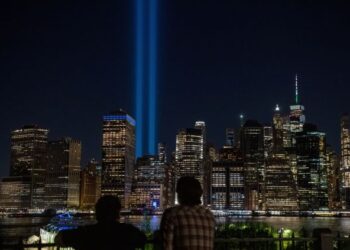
[95,195,121,223]
[176,176,203,206]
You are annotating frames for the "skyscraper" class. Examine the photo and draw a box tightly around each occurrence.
[101,109,136,208]
[158,142,167,163]
[175,126,204,179]
[296,124,328,210]
[130,155,166,210]
[10,125,48,208]
[265,155,298,211]
[341,114,350,209]
[80,159,101,209]
[225,128,235,147]
[272,104,284,153]
[240,120,264,210]
[175,123,205,200]
[289,75,306,146]
[211,152,245,210]
[46,138,81,209]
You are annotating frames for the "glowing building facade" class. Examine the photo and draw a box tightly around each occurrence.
[296,124,328,210]
[0,176,31,210]
[101,110,135,208]
[175,126,204,180]
[46,138,81,209]
[240,120,264,210]
[341,114,350,209]
[10,125,48,209]
[80,160,101,209]
[265,155,298,211]
[211,158,245,210]
[130,155,166,210]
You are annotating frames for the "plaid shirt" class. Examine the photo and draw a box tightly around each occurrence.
[160,205,215,250]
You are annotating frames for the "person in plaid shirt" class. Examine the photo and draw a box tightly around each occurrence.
[160,176,215,250]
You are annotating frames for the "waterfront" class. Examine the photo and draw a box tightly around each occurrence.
[1,215,350,242]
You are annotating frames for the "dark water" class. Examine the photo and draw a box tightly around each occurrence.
[1,216,350,242]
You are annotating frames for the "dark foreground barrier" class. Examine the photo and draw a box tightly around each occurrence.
[1,235,349,250]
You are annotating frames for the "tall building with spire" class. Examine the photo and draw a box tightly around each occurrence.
[289,74,305,137]
[101,109,135,208]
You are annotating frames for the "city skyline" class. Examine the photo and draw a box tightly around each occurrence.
[1,1,350,177]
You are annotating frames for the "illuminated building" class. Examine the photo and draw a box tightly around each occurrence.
[240,120,264,210]
[158,142,167,162]
[101,109,136,208]
[263,125,273,158]
[46,138,81,209]
[175,125,204,180]
[211,155,245,210]
[10,125,48,209]
[0,176,31,210]
[265,155,298,211]
[296,124,328,210]
[289,75,305,146]
[273,104,284,153]
[341,114,350,209]
[163,163,176,208]
[175,122,208,203]
[130,155,165,210]
[326,146,341,210]
[226,128,235,147]
[80,159,101,209]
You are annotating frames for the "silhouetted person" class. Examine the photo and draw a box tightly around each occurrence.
[160,176,215,250]
[55,196,147,250]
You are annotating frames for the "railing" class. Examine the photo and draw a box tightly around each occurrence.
[1,236,349,250]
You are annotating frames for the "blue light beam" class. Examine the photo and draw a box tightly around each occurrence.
[148,0,157,154]
[135,0,144,157]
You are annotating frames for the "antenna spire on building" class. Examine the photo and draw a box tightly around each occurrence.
[295,74,299,104]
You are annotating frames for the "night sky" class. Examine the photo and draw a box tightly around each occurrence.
[1,1,350,177]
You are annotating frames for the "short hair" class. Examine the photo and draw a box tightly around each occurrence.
[95,195,121,222]
[176,176,203,206]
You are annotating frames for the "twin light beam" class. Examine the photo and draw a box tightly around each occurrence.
[135,0,158,157]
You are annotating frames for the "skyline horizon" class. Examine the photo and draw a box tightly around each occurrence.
[0,76,347,177]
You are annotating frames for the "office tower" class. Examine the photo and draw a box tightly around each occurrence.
[175,126,204,180]
[296,124,328,210]
[80,159,101,209]
[211,155,245,210]
[10,125,48,208]
[341,114,350,209]
[226,128,235,147]
[326,146,341,210]
[101,109,136,208]
[265,155,298,211]
[163,163,176,208]
[130,155,166,210]
[273,104,284,153]
[46,138,81,209]
[263,125,273,158]
[158,142,167,163]
[240,120,265,210]
[289,75,306,146]
[175,122,206,204]
[0,176,31,210]
[282,116,292,149]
